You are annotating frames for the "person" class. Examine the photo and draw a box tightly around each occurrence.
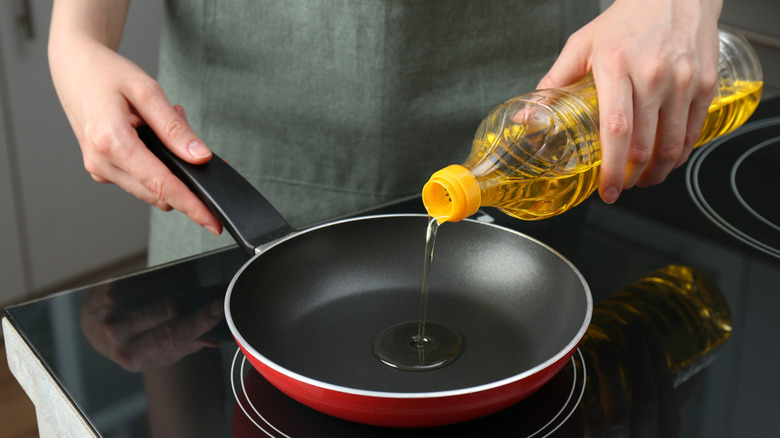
[48,0,723,265]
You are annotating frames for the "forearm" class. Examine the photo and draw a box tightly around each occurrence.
[49,0,130,52]
[650,0,723,37]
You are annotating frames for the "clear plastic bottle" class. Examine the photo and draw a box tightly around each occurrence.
[422,26,763,223]
[577,265,732,408]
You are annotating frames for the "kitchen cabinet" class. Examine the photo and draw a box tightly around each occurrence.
[0,1,161,302]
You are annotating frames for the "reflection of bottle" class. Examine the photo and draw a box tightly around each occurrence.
[422,26,763,223]
[580,265,732,403]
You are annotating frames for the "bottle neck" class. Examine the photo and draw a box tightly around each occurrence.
[422,164,481,222]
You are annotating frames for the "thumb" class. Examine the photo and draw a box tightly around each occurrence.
[129,83,212,165]
[170,104,212,162]
[536,36,593,89]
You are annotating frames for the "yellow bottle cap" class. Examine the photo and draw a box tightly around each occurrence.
[422,164,481,222]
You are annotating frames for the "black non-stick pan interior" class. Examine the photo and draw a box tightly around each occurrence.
[230,215,590,393]
[138,125,590,397]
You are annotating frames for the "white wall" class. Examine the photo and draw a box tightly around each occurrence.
[0,2,162,303]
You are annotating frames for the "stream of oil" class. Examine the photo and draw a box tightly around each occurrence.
[372,216,463,371]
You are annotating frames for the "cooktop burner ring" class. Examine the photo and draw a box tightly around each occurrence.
[686,116,780,259]
[231,349,290,438]
[230,347,586,437]
[731,137,780,233]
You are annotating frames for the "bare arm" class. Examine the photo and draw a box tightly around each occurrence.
[49,0,222,235]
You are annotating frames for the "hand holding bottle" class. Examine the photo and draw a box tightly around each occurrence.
[537,0,723,203]
[423,16,760,224]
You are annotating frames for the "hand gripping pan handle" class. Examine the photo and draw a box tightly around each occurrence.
[138,125,294,256]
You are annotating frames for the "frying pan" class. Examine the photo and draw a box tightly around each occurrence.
[140,126,592,428]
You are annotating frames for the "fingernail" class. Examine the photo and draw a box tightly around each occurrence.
[204,224,221,236]
[209,299,224,317]
[188,140,211,159]
[602,187,620,204]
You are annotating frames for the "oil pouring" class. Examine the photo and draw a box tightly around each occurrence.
[373,215,463,371]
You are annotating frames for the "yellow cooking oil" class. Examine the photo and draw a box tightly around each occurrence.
[470,79,762,221]
[422,26,763,223]
[697,80,763,145]
[461,75,602,221]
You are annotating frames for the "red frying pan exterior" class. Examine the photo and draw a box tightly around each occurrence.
[238,341,575,427]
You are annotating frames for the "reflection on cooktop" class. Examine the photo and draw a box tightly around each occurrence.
[687,116,780,259]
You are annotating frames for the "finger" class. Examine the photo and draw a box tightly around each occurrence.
[621,91,659,190]
[77,99,217,229]
[123,80,212,165]
[592,69,633,204]
[635,101,688,187]
[675,142,696,172]
[109,126,223,234]
[79,116,175,212]
[678,93,714,164]
[681,29,720,152]
[671,97,711,170]
[89,161,173,211]
[127,145,222,234]
[537,31,592,89]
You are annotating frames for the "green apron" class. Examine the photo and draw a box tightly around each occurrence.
[148,0,600,265]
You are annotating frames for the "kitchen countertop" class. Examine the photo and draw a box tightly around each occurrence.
[4,96,780,437]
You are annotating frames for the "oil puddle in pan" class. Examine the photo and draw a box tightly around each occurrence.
[372,216,463,371]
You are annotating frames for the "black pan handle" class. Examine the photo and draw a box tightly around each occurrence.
[138,125,294,256]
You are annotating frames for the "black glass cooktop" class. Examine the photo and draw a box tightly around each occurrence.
[5,96,780,437]
[687,116,780,258]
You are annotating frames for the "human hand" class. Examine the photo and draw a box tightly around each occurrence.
[48,1,222,235]
[81,283,225,372]
[537,0,722,203]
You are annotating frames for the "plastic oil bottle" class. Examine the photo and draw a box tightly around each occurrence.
[422,26,763,222]
[577,265,732,404]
